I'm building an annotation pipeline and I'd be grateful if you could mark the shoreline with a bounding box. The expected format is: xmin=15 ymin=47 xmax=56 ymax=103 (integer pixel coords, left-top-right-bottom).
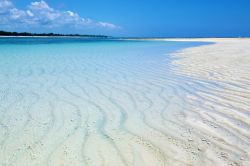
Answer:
xmin=170 ymin=38 xmax=250 ymax=165
xmin=0 ymin=36 xmax=110 ymax=38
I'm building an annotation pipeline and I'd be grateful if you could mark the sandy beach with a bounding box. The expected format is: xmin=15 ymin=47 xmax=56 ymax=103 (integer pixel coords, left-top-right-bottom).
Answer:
xmin=169 ymin=38 xmax=250 ymax=166
xmin=0 ymin=38 xmax=249 ymax=166
xmin=0 ymin=0 xmax=249 ymax=165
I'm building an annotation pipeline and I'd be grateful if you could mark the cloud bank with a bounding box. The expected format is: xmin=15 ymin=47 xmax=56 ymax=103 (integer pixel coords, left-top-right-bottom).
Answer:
xmin=0 ymin=0 xmax=119 ymax=32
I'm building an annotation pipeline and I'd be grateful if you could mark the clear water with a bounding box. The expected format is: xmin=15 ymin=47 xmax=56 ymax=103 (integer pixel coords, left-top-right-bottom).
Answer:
xmin=0 ymin=37 xmax=209 ymax=165
xmin=0 ymin=38 xmax=205 ymax=80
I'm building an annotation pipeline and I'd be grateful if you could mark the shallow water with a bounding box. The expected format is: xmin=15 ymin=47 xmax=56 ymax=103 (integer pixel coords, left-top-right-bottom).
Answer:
xmin=0 ymin=38 xmax=209 ymax=165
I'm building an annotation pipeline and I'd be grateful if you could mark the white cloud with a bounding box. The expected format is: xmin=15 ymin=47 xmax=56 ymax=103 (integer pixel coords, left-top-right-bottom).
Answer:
xmin=0 ymin=0 xmax=12 ymax=8
xmin=0 ymin=0 xmax=119 ymax=31
xmin=29 ymin=1 xmax=53 ymax=11
xmin=26 ymin=10 xmax=34 ymax=17
xmin=9 ymin=8 xmax=26 ymax=19
xmin=97 ymin=22 xmax=120 ymax=29
xmin=0 ymin=0 xmax=13 ymax=13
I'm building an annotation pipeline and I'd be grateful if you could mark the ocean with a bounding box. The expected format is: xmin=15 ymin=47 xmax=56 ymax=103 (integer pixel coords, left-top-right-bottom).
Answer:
xmin=0 ymin=37 xmax=207 ymax=165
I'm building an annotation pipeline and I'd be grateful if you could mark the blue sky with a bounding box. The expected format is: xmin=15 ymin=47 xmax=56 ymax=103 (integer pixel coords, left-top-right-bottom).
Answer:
xmin=0 ymin=0 xmax=250 ymax=37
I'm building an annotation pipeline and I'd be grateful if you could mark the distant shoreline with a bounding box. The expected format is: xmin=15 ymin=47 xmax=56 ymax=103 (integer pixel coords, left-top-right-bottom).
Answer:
xmin=0 ymin=36 xmax=111 ymax=38
xmin=0 ymin=30 xmax=109 ymax=38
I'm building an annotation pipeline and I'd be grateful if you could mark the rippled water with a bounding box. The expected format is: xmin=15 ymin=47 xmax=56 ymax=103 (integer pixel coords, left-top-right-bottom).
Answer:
xmin=0 ymin=38 xmax=209 ymax=165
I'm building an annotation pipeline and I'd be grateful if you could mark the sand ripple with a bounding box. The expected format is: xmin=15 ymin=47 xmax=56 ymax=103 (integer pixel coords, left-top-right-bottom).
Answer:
xmin=0 ymin=39 xmax=249 ymax=166
xmin=171 ymin=38 xmax=250 ymax=166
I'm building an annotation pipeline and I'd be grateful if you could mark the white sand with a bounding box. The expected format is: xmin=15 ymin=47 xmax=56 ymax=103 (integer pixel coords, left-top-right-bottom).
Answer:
xmin=167 ymin=38 xmax=250 ymax=166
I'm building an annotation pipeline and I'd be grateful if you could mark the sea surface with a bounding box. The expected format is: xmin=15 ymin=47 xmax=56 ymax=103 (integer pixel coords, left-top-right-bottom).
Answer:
xmin=0 ymin=37 xmax=209 ymax=165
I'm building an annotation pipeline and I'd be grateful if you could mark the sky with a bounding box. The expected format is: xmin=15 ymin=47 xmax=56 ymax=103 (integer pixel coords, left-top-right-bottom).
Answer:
xmin=0 ymin=0 xmax=250 ymax=37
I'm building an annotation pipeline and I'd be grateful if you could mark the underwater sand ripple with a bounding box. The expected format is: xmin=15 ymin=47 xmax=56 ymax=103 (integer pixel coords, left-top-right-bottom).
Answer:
xmin=0 ymin=39 xmax=249 ymax=166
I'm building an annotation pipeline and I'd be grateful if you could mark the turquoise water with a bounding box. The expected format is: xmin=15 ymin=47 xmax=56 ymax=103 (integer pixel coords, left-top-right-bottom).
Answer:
xmin=0 ymin=38 xmax=209 ymax=165
xmin=0 ymin=38 xmax=204 ymax=80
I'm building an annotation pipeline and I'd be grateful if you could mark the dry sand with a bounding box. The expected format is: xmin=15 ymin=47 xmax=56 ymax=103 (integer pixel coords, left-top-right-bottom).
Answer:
xmin=168 ymin=38 xmax=250 ymax=166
